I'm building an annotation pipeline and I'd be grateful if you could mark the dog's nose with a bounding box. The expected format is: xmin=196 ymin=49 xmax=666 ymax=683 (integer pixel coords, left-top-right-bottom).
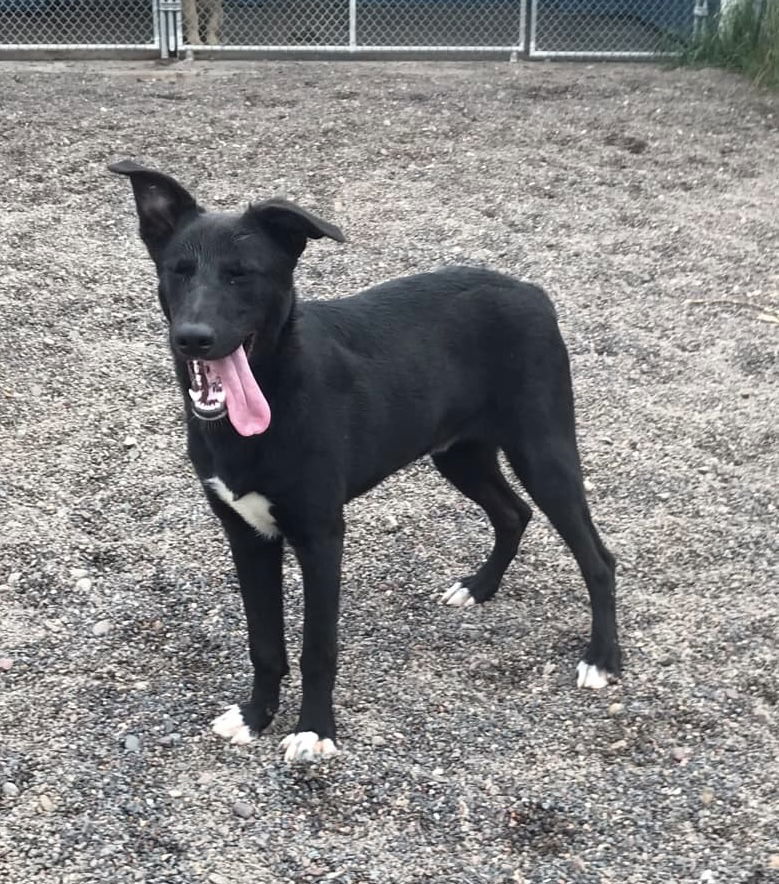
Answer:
xmin=173 ymin=323 xmax=215 ymax=358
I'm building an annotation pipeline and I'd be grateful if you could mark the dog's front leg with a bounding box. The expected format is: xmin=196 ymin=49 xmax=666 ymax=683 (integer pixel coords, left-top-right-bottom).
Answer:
xmin=211 ymin=515 xmax=288 ymax=745
xmin=280 ymin=519 xmax=344 ymax=763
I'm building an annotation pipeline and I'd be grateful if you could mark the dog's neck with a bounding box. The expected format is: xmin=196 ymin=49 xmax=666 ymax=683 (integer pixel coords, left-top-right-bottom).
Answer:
xmin=249 ymin=293 xmax=301 ymax=388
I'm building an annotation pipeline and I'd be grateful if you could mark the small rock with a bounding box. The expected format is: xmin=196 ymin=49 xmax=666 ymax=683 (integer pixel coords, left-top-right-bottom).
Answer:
xmin=0 ymin=658 xmax=12 ymax=672
xmin=658 ymin=491 xmax=671 ymax=501
xmin=7 ymin=572 xmax=21 ymax=586
xmin=768 ymin=856 xmax=779 ymax=870
xmin=124 ymin=735 xmax=141 ymax=752
xmin=39 ymin=794 xmax=55 ymax=812
xmin=608 ymin=702 xmax=624 ymax=716
xmin=701 ymin=787 xmax=715 ymax=806
xmin=123 ymin=436 xmax=137 ymax=448
xmin=209 ymin=875 xmax=230 ymax=884
xmin=700 ymin=871 xmax=715 ymax=883
xmin=383 ymin=515 xmax=399 ymax=532
xmin=232 ymin=799 xmax=254 ymax=819
xmin=609 ymin=739 xmax=628 ymax=751
xmin=158 ymin=733 xmax=181 ymax=747
xmin=583 ymin=478 xmax=595 ymax=492
xmin=76 ymin=577 xmax=93 ymax=592
xmin=70 ymin=568 xmax=89 ymax=579
xmin=2 ymin=782 xmax=19 ymax=798
xmin=671 ymin=746 xmax=690 ymax=763
xmin=371 ymin=735 xmax=387 ymax=747
xmin=91 ymin=619 xmax=111 ymax=637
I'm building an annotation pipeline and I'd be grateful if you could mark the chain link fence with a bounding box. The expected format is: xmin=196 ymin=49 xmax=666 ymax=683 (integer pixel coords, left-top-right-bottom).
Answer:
xmin=0 ymin=0 xmax=156 ymax=48
xmin=0 ymin=0 xmax=706 ymax=57
xmin=175 ymin=0 xmax=526 ymax=51
xmin=530 ymin=0 xmax=696 ymax=56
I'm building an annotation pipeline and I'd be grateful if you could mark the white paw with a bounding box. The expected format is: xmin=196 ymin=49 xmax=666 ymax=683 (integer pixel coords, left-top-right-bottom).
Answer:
xmin=279 ymin=731 xmax=338 ymax=763
xmin=212 ymin=704 xmax=254 ymax=745
xmin=439 ymin=581 xmax=476 ymax=608
xmin=576 ymin=661 xmax=612 ymax=690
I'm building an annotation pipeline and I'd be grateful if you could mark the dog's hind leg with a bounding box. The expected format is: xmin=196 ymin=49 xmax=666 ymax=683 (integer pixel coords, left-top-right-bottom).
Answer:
xmin=204 ymin=0 xmax=223 ymax=45
xmin=503 ymin=428 xmax=620 ymax=689
xmin=434 ymin=442 xmax=531 ymax=608
xmin=181 ymin=0 xmax=201 ymax=44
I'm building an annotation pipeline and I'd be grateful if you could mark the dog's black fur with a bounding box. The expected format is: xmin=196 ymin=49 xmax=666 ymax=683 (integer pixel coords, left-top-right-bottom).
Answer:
xmin=110 ymin=161 xmax=620 ymax=758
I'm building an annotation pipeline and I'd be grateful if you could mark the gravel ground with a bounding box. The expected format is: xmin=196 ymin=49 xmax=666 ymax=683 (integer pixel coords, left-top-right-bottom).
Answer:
xmin=0 ymin=59 xmax=777 ymax=884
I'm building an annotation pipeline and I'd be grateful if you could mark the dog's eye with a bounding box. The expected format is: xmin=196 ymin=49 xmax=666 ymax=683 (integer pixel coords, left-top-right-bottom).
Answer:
xmin=225 ymin=266 xmax=248 ymax=284
xmin=170 ymin=260 xmax=195 ymax=278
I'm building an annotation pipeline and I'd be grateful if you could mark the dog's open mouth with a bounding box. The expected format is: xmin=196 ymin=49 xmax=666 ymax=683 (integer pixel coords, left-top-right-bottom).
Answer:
xmin=187 ymin=359 xmax=228 ymax=421
xmin=186 ymin=334 xmax=272 ymax=437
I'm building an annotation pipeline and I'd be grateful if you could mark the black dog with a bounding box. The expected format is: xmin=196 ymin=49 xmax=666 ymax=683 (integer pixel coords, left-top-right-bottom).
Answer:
xmin=110 ymin=161 xmax=620 ymax=762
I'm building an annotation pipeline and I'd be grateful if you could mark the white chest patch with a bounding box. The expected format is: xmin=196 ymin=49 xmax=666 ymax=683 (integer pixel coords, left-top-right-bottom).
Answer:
xmin=206 ymin=477 xmax=280 ymax=539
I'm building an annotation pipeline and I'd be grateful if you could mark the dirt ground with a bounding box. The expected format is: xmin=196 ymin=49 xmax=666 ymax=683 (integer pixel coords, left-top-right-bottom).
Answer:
xmin=0 ymin=59 xmax=777 ymax=884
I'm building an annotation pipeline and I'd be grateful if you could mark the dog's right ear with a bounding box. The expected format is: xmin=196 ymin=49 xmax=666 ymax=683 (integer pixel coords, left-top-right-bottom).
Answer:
xmin=108 ymin=161 xmax=202 ymax=259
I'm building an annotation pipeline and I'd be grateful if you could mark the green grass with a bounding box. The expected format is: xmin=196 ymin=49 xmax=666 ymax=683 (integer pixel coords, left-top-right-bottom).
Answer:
xmin=680 ymin=0 xmax=779 ymax=88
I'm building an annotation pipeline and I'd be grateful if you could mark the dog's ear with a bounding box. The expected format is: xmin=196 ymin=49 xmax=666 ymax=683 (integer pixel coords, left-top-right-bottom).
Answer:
xmin=246 ymin=199 xmax=345 ymax=261
xmin=108 ymin=160 xmax=202 ymax=258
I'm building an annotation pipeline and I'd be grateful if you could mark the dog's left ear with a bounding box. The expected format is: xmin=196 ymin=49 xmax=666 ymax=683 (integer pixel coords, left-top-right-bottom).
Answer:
xmin=246 ymin=199 xmax=345 ymax=261
xmin=108 ymin=160 xmax=202 ymax=260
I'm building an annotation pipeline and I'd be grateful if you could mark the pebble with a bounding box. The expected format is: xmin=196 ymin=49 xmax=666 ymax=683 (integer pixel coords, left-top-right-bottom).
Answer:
xmin=2 ymin=782 xmax=19 ymax=798
xmin=76 ymin=577 xmax=93 ymax=592
xmin=92 ymin=619 xmax=111 ymax=636
xmin=39 ymin=794 xmax=55 ymax=812
xmin=124 ymin=735 xmax=141 ymax=752
xmin=671 ymin=746 xmax=690 ymax=762
xmin=159 ymin=733 xmax=181 ymax=747
xmin=608 ymin=702 xmax=624 ymax=716
xmin=232 ymin=800 xmax=254 ymax=819
xmin=383 ymin=515 xmax=399 ymax=532
xmin=70 ymin=568 xmax=89 ymax=579
xmin=123 ymin=436 xmax=137 ymax=448
xmin=701 ymin=787 xmax=715 ymax=806
xmin=0 ymin=658 xmax=12 ymax=672
xmin=7 ymin=572 xmax=21 ymax=586
xmin=371 ymin=735 xmax=387 ymax=747
xmin=208 ymin=874 xmax=230 ymax=884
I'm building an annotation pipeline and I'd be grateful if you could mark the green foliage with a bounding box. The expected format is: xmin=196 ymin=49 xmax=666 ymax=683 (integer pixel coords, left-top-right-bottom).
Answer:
xmin=681 ymin=0 xmax=779 ymax=88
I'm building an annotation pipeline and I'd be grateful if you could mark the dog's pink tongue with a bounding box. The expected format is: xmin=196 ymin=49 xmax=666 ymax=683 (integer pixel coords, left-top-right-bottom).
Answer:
xmin=208 ymin=347 xmax=271 ymax=437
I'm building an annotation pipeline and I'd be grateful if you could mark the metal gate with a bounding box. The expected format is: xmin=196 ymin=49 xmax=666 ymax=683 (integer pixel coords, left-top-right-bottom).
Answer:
xmin=0 ymin=0 xmax=703 ymax=59
xmin=163 ymin=0 xmax=529 ymax=57
xmin=530 ymin=0 xmax=696 ymax=56
xmin=0 ymin=0 xmax=160 ymax=54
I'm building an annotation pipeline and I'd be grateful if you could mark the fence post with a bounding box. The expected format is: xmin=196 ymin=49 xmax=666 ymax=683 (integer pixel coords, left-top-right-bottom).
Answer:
xmin=349 ymin=0 xmax=357 ymax=51
xmin=155 ymin=0 xmax=183 ymax=59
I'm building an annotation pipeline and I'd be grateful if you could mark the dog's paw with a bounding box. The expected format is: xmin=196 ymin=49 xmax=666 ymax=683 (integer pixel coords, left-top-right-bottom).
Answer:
xmin=212 ymin=704 xmax=254 ymax=745
xmin=576 ymin=661 xmax=616 ymax=690
xmin=439 ymin=581 xmax=475 ymax=608
xmin=279 ymin=731 xmax=338 ymax=763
